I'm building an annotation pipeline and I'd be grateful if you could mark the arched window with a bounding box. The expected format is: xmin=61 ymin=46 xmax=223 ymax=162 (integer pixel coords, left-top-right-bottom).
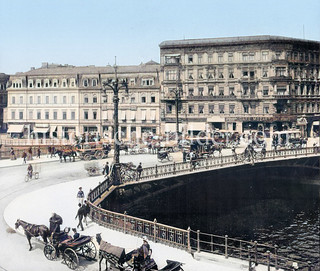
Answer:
xmin=84 ymin=94 xmax=89 ymax=103
xmin=92 ymin=79 xmax=97 ymax=87
xmin=83 ymin=79 xmax=88 ymax=87
xmin=93 ymin=94 xmax=97 ymax=103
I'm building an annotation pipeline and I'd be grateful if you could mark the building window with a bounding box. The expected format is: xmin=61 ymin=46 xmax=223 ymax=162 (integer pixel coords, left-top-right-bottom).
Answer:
xmin=242 ymin=53 xmax=248 ymax=61
xmin=219 ymin=87 xmax=224 ymax=96
xmin=71 ymin=111 xmax=75 ymax=120
xmin=83 ymin=79 xmax=88 ymax=87
xmin=188 ymin=88 xmax=194 ymax=96
xmin=37 ymin=81 xmax=41 ymax=88
xmin=188 ymin=70 xmax=193 ymax=80
xmin=45 ymin=111 xmax=49 ymax=120
xmin=250 ymin=71 xmax=255 ymax=78
xmin=228 ymin=53 xmax=233 ymax=62
xmin=92 ymin=79 xmax=97 ymax=87
xmin=263 ymin=86 xmax=269 ymax=96
xmin=71 ymin=81 xmax=75 ymax=87
xmin=63 ymin=96 xmax=67 ymax=104
xmin=62 ymin=111 xmax=67 ymax=120
xmin=54 ymin=96 xmax=57 ymax=104
xmin=37 ymin=96 xmax=41 ymax=104
xmin=208 ymin=54 xmax=213 ymax=63
xmin=243 ymin=105 xmax=249 ymax=113
xmin=242 ymin=70 xmax=248 ymax=77
xmin=37 ymin=111 xmax=41 ymax=119
xmin=29 ymin=81 xmax=33 ymax=88
xmin=198 ymin=70 xmax=204 ymax=79
xmin=166 ymin=104 xmax=172 ymax=114
xmin=208 ymin=71 xmax=214 ymax=79
xmin=84 ymin=111 xmax=88 ymax=120
xmin=275 ymin=51 xmax=281 ymax=60
xmin=166 ymin=70 xmax=177 ymax=80
xmin=250 ymin=85 xmax=256 ymax=95
xmin=141 ymin=96 xmax=146 ymax=103
xmin=93 ymin=111 xmax=97 ymax=120
xmin=243 ymin=85 xmax=248 ymax=95
xmin=263 ymin=105 xmax=269 ymax=114
xmin=151 ymin=96 xmax=156 ymax=103
xmin=11 ymin=96 xmax=15 ymax=104
xmin=29 ymin=110 xmax=33 ymax=120
xmin=188 ymin=55 xmax=193 ymax=63
xmin=130 ymin=78 xmax=135 ymax=86
xmin=84 ymin=95 xmax=88 ymax=103
xmin=229 ymin=105 xmax=235 ymax=114
xmin=198 ymin=105 xmax=204 ymax=114
xmin=209 ymin=104 xmax=214 ymax=114
xmin=229 ymin=87 xmax=235 ymax=96
xmin=188 ymin=105 xmax=194 ymax=114
xmin=19 ymin=111 xmax=23 ymax=120
xmin=53 ymin=111 xmax=57 ymax=120
xmin=11 ymin=110 xmax=15 ymax=120
xmin=249 ymin=52 xmax=255 ymax=61
xmin=276 ymin=67 xmax=286 ymax=77
xmin=218 ymin=69 xmax=224 ymax=78
xmin=142 ymin=79 xmax=154 ymax=86
xmin=229 ymin=69 xmax=234 ymax=78
xmin=71 ymin=96 xmax=75 ymax=104
xmin=262 ymin=51 xmax=269 ymax=60
xmin=262 ymin=67 xmax=268 ymax=77
xmin=131 ymin=97 xmax=135 ymax=103
xmin=208 ymin=86 xmax=214 ymax=96
xmin=218 ymin=53 xmax=223 ymax=63
xmin=20 ymin=96 xmax=23 ymax=104
xmin=219 ymin=104 xmax=224 ymax=114
xmin=93 ymin=95 xmax=97 ymax=103
xmin=46 ymin=96 xmax=49 ymax=104
xmin=198 ymin=55 xmax=202 ymax=64
xmin=62 ymin=81 xmax=66 ymax=87
xmin=198 ymin=87 xmax=204 ymax=96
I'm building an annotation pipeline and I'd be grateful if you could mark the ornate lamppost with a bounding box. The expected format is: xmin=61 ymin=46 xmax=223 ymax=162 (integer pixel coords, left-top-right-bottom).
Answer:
xmin=102 ymin=63 xmax=128 ymax=185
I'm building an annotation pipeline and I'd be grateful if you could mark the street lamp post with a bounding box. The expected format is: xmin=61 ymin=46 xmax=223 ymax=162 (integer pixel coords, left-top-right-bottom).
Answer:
xmin=102 ymin=64 xmax=128 ymax=185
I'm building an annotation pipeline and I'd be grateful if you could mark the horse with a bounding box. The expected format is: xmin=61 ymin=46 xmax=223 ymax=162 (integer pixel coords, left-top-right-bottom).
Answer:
xmin=15 ymin=219 xmax=50 ymax=251
xmin=55 ymin=149 xmax=77 ymax=162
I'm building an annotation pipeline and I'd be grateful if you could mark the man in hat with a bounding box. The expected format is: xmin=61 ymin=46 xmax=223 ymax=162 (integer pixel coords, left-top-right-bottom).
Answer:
xmin=138 ymin=236 xmax=150 ymax=262
xmin=49 ymin=212 xmax=63 ymax=233
xmin=75 ymin=203 xmax=85 ymax=231
xmin=77 ymin=187 xmax=84 ymax=204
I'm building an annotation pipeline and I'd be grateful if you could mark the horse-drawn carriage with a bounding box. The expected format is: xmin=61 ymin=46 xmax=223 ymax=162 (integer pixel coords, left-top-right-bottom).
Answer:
xmin=76 ymin=141 xmax=111 ymax=161
xmin=44 ymin=230 xmax=97 ymax=270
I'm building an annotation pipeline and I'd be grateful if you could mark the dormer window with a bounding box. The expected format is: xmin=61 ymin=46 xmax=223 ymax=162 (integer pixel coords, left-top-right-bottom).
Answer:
xmin=130 ymin=79 xmax=136 ymax=86
xmin=28 ymin=80 xmax=33 ymax=88
xmin=142 ymin=78 xmax=154 ymax=86
xmin=92 ymin=79 xmax=97 ymax=87
xmin=83 ymin=79 xmax=88 ymax=87
xmin=36 ymin=80 xmax=41 ymax=88
xmin=62 ymin=79 xmax=67 ymax=87
xmin=53 ymin=79 xmax=58 ymax=87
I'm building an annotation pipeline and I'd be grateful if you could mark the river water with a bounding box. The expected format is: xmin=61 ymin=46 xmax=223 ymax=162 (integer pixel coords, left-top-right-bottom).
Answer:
xmin=114 ymin=167 xmax=320 ymax=266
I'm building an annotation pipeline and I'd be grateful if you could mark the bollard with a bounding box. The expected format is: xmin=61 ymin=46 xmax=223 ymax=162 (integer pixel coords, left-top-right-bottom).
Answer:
xmin=155 ymin=164 xmax=158 ymax=177
xmin=153 ymin=219 xmax=157 ymax=242
xmin=248 ymin=246 xmax=252 ymax=271
xmin=239 ymin=241 xmax=242 ymax=259
xmin=187 ymin=227 xmax=191 ymax=253
xmin=197 ymin=230 xmax=200 ymax=253
xmin=274 ymin=244 xmax=278 ymax=270
xmin=123 ymin=211 xmax=127 ymax=233
xmin=225 ymin=235 xmax=228 ymax=258
xmin=267 ymin=250 xmax=270 ymax=271
xmin=254 ymin=241 xmax=257 ymax=264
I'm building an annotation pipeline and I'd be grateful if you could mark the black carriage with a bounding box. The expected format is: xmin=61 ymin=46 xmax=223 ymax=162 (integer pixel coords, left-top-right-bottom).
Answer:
xmin=44 ymin=231 xmax=97 ymax=270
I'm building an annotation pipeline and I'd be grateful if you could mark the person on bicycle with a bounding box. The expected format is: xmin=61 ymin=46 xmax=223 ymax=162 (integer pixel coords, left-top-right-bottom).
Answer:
xmin=27 ymin=164 xmax=33 ymax=178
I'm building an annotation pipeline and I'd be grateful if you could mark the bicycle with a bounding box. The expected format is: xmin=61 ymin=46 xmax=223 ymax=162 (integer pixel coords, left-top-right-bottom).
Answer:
xmin=25 ymin=172 xmax=39 ymax=182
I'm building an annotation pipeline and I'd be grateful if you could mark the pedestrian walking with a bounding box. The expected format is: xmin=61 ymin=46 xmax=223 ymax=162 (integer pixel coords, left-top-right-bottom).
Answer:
xmin=22 ymin=151 xmax=27 ymax=163
xmin=83 ymin=200 xmax=90 ymax=226
xmin=28 ymin=147 xmax=33 ymax=160
xmin=75 ymin=203 xmax=85 ymax=231
xmin=77 ymin=187 xmax=84 ymax=204
xmin=136 ymin=162 xmax=143 ymax=180
xmin=37 ymin=147 xmax=41 ymax=158
xmin=102 ymin=162 xmax=109 ymax=176
xmin=182 ymin=149 xmax=187 ymax=163
xmin=10 ymin=148 xmax=16 ymax=160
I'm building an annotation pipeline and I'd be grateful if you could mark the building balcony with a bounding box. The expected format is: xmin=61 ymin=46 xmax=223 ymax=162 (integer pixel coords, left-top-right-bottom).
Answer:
xmin=239 ymin=94 xmax=260 ymax=100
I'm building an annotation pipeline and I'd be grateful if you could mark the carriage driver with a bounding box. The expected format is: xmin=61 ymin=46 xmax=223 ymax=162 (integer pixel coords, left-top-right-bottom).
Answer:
xmin=49 ymin=212 xmax=63 ymax=234
xmin=138 ymin=236 xmax=150 ymax=262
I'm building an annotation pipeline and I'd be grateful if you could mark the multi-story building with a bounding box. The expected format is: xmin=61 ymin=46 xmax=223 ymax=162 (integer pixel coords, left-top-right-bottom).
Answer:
xmin=0 ymin=73 xmax=9 ymax=132
xmin=159 ymin=35 xmax=320 ymax=136
xmin=5 ymin=61 xmax=160 ymax=139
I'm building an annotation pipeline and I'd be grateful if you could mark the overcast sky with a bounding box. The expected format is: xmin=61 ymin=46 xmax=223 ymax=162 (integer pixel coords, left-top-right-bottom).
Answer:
xmin=1 ymin=0 xmax=320 ymax=74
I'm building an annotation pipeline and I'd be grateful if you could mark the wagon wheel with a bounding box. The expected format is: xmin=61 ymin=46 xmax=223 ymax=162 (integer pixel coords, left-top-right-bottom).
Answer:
xmin=43 ymin=244 xmax=56 ymax=260
xmin=83 ymin=154 xmax=91 ymax=161
xmin=88 ymin=168 xmax=97 ymax=176
xmin=94 ymin=150 xmax=103 ymax=159
xmin=81 ymin=241 xmax=97 ymax=260
xmin=63 ymin=248 xmax=79 ymax=270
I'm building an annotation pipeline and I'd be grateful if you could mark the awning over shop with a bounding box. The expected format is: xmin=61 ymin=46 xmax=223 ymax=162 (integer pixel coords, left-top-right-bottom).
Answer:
xmin=151 ymin=110 xmax=156 ymax=121
xmin=50 ymin=125 xmax=57 ymax=133
xmin=33 ymin=127 xmax=50 ymax=133
xmin=131 ymin=111 xmax=136 ymax=120
xmin=7 ymin=124 xmax=24 ymax=133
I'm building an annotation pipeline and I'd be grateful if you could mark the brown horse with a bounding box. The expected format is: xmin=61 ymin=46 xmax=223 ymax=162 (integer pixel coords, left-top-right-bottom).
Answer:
xmin=15 ymin=219 xmax=50 ymax=251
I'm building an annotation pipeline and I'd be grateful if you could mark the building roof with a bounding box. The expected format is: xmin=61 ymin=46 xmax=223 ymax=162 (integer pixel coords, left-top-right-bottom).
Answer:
xmin=15 ymin=61 xmax=160 ymax=76
xmin=159 ymin=35 xmax=320 ymax=48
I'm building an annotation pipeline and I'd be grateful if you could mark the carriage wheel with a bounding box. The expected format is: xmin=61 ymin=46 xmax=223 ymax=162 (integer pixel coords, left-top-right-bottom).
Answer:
xmin=63 ymin=248 xmax=79 ymax=270
xmin=34 ymin=172 xmax=39 ymax=179
xmin=44 ymin=244 xmax=56 ymax=260
xmin=168 ymin=155 xmax=173 ymax=161
xmin=25 ymin=175 xmax=30 ymax=182
xmin=94 ymin=150 xmax=103 ymax=159
xmin=83 ymin=154 xmax=91 ymax=161
xmin=82 ymin=241 xmax=97 ymax=260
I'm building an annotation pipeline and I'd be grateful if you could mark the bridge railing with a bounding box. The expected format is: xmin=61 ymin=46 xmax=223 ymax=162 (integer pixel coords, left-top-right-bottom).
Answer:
xmin=136 ymin=147 xmax=319 ymax=182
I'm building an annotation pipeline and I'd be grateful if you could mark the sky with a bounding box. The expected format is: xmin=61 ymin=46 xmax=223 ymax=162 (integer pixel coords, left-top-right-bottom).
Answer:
xmin=0 ymin=0 xmax=320 ymax=74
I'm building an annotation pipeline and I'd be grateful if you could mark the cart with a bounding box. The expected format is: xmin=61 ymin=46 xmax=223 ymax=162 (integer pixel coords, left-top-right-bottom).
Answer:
xmin=44 ymin=232 xmax=97 ymax=270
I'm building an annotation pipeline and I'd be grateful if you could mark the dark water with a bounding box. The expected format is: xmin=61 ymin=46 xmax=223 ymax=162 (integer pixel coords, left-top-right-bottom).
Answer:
xmin=106 ymin=165 xmax=320 ymax=266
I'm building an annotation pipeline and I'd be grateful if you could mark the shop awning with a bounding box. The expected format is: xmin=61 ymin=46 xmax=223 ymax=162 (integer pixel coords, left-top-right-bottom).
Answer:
xmin=141 ymin=110 xmax=146 ymax=121
xmin=7 ymin=124 xmax=24 ymax=133
xmin=131 ymin=111 xmax=136 ymax=120
xmin=33 ymin=127 xmax=50 ymax=133
xmin=50 ymin=125 xmax=57 ymax=133
xmin=151 ymin=110 xmax=156 ymax=121
xmin=121 ymin=111 xmax=126 ymax=120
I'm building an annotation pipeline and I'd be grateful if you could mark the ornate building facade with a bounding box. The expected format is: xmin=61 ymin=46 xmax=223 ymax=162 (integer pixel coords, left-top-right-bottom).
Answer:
xmin=159 ymin=36 xmax=320 ymax=136
xmin=5 ymin=61 xmax=160 ymax=139
xmin=0 ymin=73 xmax=9 ymax=132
